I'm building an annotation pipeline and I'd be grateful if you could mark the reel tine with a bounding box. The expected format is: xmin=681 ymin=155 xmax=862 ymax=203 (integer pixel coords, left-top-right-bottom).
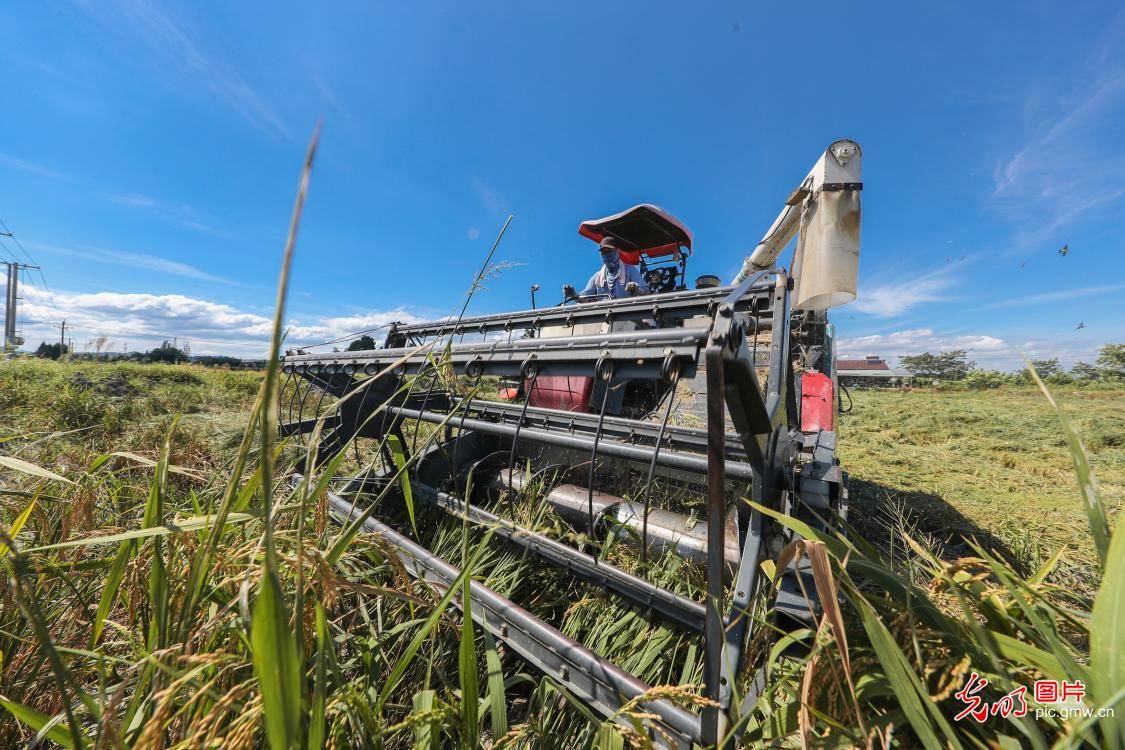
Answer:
xmin=586 ymin=359 xmax=615 ymax=562
xmin=506 ymin=364 xmax=539 ymax=518
xmin=639 ymin=366 xmax=681 ymax=571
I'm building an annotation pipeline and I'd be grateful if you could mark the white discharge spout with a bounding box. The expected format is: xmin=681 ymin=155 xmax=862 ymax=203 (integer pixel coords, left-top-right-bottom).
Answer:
xmin=735 ymin=139 xmax=862 ymax=310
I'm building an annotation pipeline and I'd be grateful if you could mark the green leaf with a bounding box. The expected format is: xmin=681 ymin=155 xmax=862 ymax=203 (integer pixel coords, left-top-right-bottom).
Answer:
xmin=90 ymin=538 xmax=134 ymax=646
xmin=853 ymin=596 xmax=962 ymax=750
xmin=25 ymin=510 xmax=263 ymax=552
xmin=387 ymin=434 xmax=417 ymax=538
xmin=309 ymin=603 xmax=330 ymax=750
xmin=1093 ymin=517 xmax=1125 ymax=746
xmin=0 ymin=495 xmax=36 ymax=557
xmin=412 ymin=690 xmax=438 ymax=750
xmin=0 ymin=455 xmax=73 ymax=484
xmin=0 ymin=695 xmax=89 ymax=749
xmin=459 ymin=581 xmax=479 ymax=749
xmin=483 ymin=629 xmax=508 ymax=740
xmin=1025 ymin=359 xmax=1110 ymax=565
xmin=595 ymin=723 xmax=625 ymax=749
xmin=251 ymin=568 xmax=303 ymax=750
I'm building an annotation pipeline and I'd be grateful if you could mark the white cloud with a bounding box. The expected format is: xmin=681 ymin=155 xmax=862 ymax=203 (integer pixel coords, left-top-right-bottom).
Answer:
xmin=31 ymin=241 xmax=242 ymax=286
xmin=850 ymin=265 xmax=959 ymax=317
xmin=990 ymin=22 xmax=1125 ymax=242
xmin=470 ymin=178 xmax=508 ymax=215
xmin=72 ymin=0 xmax=291 ymax=140
xmin=13 ymin=285 xmax=424 ymax=357
xmin=0 ymin=153 xmax=226 ymax=236
xmin=982 ymin=283 xmax=1125 ymax=310
xmin=97 ymin=192 xmax=226 ymax=235
xmin=837 ymin=327 xmax=1101 ymax=371
xmin=0 ymin=152 xmax=71 ymax=182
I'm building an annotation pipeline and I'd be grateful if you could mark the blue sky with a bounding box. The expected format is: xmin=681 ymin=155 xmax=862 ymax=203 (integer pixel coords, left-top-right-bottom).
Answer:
xmin=1 ymin=1 xmax=1122 ymax=369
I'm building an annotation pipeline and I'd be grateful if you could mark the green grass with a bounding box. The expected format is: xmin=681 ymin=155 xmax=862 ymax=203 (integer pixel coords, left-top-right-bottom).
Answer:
xmin=3 ymin=359 xmax=1120 ymax=748
xmin=840 ymin=387 xmax=1125 ymax=592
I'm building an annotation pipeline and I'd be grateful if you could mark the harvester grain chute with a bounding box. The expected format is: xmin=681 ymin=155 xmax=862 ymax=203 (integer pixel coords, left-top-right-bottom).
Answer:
xmin=280 ymin=140 xmax=863 ymax=747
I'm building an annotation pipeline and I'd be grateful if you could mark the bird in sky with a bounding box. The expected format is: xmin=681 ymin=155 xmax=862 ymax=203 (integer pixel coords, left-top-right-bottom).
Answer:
xmin=1077 ymin=322 xmax=1086 ymax=330
xmin=1020 ymin=261 xmax=1026 ymax=268
xmin=959 ymin=255 xmax=966 ymax=262
xmin=1059 ymin=245 xmax=1070 ymax=257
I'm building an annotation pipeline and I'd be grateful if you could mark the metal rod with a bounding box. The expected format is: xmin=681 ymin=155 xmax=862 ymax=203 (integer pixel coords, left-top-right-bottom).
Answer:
xmin=703 ymin=348 xmax=727 ymax=744
xmin=587 ymin=374 xmax=614 ymax=562
xmin=385 ymin=283 xmax=773 ymax=343
xmin=506 ymin=368 xmax=539 ymax=513
xmin=322 ymin=485 xmax=702 ymax=748
xmin=386 ymin=406 xmax=758 ymax=481
xmin=639 ymin=369 xmax=680 ymax=569
xmin=405 ymin=481 xmax=706 ymax=633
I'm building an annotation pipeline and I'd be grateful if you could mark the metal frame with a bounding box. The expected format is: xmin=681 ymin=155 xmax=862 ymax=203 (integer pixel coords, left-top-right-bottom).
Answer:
xmin=280 ymin=271 xmax=832 ymax=747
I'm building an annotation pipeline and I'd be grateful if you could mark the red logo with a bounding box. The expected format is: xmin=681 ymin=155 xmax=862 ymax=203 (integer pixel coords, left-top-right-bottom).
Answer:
xmin=954 ymin=673 xmax=1030 ymax=722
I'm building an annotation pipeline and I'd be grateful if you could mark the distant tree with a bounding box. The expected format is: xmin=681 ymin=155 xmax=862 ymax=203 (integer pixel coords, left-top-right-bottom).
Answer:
xmin=1025 ymin=358 xmax=1062 ymax=380
xmin=1072 ymin=361 xmax=1101 ymax=381
xmin=144 ymin=340 xmax=190 ymax=364
xmin=346 ymin=335 xmax=377 ymax=351
xmin=899 ymin=350 xmax=975 ymax=381
xmin=1094 ymin=343 xmax=1124 ymax=380
xmin=963 ymin=369 xmax=1009 ymax=389
xmin=194 ymin=355 xmax=244 ymax=368
xmin=34 ymin=342 xmax=68 ymax=359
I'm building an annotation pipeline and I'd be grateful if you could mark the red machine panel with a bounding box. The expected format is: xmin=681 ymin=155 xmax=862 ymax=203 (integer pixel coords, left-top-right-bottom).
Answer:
xmin=527 ymin=375 xmax=594 ymax=412
xmin=800 ymin=371 xmax=834 ymax=432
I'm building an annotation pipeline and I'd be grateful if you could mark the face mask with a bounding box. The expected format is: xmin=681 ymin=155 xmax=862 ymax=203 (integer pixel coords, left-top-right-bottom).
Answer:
xmin=601 ymin=250 xmax=620 ymax=272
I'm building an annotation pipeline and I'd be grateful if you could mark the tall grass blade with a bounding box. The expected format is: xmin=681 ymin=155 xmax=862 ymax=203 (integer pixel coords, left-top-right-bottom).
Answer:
xmin=0 ymin=495 xmax=36 ymax=557
xmin=309 ymin=603 xmax=330 ymax=750
xmin=90 ymin=538 xmax=133 ymax=646
xmin=483 ymin=629 xmax=508 ymax=740
xmin=1092 ymin=520 xmax=1125 ymax=746
xmin=0 ymin=455 xmax=74 ymax=484
xmin=1025 ymin=357 xmax=1110 ymax=566
xmin=252 ymin=568 xmax=303 ymax=750
xmin=144 ymin=419 xmax=174 ymax=652
xmin=852 ymin=594 xmax=962 ymax=750
xmin=459 ymin=578 xmax=479 ymax=748
xmin=412 ymin=690 xmax=438 ymax=750
xmin=0 ymin=696 xmax=89 ymax=749
xmin=387 ymin=433 xmax=418 ymax=538
xmin=252 ymin=124 xmax=320 ymax=750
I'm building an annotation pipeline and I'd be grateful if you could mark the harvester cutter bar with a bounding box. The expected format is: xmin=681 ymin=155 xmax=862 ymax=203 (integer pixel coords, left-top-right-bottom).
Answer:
xmin=384 ymin=283 xmax=774 ymax=345
xmin=323 ymin=484 xmax=703 ymax=749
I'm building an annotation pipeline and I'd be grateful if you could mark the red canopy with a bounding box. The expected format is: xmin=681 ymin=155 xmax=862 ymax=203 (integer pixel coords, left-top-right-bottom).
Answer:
xmin=578 ymin=204 xmax=693 ymax=265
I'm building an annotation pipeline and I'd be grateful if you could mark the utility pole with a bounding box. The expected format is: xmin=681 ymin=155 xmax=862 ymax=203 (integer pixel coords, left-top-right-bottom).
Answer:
xmin=3 ymin=262 xmax=35 ymax=351
xmin=59 ymin=319 xmax=66 ymax=352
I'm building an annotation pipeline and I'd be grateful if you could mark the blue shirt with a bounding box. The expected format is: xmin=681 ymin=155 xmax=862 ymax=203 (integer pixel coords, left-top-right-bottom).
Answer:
xmin=579 ymin=263 xmax=648 ymax=299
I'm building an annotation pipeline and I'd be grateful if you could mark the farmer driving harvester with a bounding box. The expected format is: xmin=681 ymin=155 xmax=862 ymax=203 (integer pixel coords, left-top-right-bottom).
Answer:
xmin=563 ymin=236 xmax=648 ymax=302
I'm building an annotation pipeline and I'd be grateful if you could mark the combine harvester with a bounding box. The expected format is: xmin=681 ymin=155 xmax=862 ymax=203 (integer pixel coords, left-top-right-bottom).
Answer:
xmin=280 ymin=140 xmax=863 ymax=747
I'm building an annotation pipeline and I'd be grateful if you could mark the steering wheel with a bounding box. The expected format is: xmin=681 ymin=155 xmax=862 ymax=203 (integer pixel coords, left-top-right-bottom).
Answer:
xmin=645 ymin=267 xmax=677 ymax=293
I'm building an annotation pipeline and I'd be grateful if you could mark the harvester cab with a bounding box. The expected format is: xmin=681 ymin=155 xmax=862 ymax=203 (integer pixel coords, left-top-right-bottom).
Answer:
xmin=280 ymin=139 xmax=863 ymax=748
xmin=576 ymin=203 xmax=694 ymax=296
xmin=519 ymin=204 xmax=696 ymax=416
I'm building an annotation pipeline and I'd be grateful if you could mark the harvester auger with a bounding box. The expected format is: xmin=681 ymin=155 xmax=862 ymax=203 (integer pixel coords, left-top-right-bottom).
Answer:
xmin=279 ymin=140 xmax=862 ymax=747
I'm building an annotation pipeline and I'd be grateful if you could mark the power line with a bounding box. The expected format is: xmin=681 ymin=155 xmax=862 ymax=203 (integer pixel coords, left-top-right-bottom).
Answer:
xmin=0 ymin=217 xmax=60 ymax=313
xmin=0 ymin=217 xmax=39 ymax=267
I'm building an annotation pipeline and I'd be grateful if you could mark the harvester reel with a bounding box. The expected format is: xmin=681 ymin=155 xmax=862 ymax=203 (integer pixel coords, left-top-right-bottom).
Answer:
xmin=281 ymin=264 xmax=848 ymax=749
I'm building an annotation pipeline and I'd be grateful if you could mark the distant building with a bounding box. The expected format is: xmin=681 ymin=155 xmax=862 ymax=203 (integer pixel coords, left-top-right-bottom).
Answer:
xmin=837 ymin=354 xmax=912 ymax=388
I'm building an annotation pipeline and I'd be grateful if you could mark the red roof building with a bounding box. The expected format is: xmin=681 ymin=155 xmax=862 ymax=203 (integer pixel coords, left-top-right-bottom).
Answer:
xmin=837 ymin=355 xmax=890 ymax=372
